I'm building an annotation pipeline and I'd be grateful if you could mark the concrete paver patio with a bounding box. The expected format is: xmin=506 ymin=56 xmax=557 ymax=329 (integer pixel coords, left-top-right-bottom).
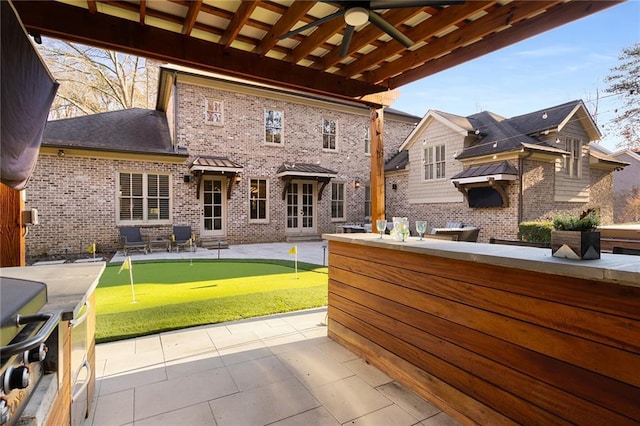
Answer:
xmin=88 ymin=308 xmax=460 ymax=426
xmin=88 ymin=241 xmax=461 ymax=425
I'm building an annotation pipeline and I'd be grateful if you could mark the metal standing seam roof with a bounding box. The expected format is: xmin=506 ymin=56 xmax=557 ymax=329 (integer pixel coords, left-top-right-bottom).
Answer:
xmin=190 ymin=156 xmax=244 ymax=172
xmin=275 ymin=163 xmax=338 ymax=178
xmin=451 ymin=161 xmax=519 ymax=180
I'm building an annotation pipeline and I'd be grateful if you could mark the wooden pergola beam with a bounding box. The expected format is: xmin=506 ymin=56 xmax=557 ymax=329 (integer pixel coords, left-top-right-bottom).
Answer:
xmin=14 ymin=1 xmax=385 ymax=99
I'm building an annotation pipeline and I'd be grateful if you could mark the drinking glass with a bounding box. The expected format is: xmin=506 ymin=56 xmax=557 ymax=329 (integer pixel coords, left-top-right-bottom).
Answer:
xmin=376 ymin=219 xmax=387 ymax=239
xmin=415 ymin=221 xmax=427 ymax=240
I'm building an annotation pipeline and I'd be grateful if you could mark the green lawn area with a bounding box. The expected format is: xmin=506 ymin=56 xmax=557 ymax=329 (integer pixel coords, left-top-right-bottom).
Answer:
xmin=96 ymin=259 xmax=328 ymax=343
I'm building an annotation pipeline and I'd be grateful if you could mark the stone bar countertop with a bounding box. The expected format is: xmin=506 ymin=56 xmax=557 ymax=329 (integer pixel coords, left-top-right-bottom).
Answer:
xmin=322 ymin=233 xmax=639 ymax=288
xmin=0 ymin=262 xmax=106 ymax=320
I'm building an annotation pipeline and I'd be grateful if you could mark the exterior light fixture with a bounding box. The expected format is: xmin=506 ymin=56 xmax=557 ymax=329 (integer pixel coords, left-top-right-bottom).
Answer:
xmin=345 ymin=7 xmax=369 ymax=26
xmin=354 ymin=180 xmax=361 ymax=189
xmin=234 ymin=175 xmax=242 ymax=183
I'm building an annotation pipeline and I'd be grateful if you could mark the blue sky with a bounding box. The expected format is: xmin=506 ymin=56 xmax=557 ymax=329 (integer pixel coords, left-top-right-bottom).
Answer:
xmin=392 ymin=1 xmax=640 ymax=151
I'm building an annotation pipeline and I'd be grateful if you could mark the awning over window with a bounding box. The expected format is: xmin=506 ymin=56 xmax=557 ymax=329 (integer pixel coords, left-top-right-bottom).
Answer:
xmin=276 ymin=163 xmax=338 ymax=179
xmin=189 ymin=156 xmax=243 ymax=200
xmin=451 ymin=161 xmax=518 ymax=185
xmin=451 ymin=161 xmax=518 ymax=208
xmin=276 ymin=163 xmax=338 ymax=200
xmin=190 ymin=156 xmax=243 ymax=174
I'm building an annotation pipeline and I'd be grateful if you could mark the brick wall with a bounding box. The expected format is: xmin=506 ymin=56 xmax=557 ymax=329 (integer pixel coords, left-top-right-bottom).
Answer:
xmin=25 ymin=76 xmax=417 ymax=258
xmin=172 ymin=78 xmax=416 ymax=244
xmin=25 ymin=155 xmax=183 ymax=258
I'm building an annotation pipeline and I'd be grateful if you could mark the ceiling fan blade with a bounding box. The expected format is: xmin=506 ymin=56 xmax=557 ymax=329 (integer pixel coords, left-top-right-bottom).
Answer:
xmin=368 ymin=11 xmax=414 ymax=48
xmin=339 ymin=25 xmax=355 ymax=58
xmin=279 ymin=10 xmax=345 ymax=40
xmin=370 ymin=0 xmax=465 ymax=9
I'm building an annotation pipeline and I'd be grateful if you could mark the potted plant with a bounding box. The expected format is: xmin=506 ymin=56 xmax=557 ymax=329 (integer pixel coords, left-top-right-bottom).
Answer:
xmin=551 ymin=209 xmax=601 ymax=260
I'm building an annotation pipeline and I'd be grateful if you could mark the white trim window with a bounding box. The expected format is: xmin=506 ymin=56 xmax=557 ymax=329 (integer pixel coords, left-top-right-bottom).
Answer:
xmin=264 ymin=109 xmax=283 ymax=144
xmin=118 ymin=172 xmax=171 ymax=224
xmin=323 ymin=118 xmax=337 ymax=150
xmin=249 ymin=178 xmax=269 ymax=222
xmin=331 ymin=182 xmax=345 ymax=220
xmin=364 ymin=125 xmax=371 ymax=155
xmin=565 ymin=137 xmax=582 ymax=178
xmin=424 ymin=144 xmax=446 ymax=180
xmin=205 ymin=98 xmax=224 ymax=126
xmin=364 ymin=185 xmax=371 ymax=218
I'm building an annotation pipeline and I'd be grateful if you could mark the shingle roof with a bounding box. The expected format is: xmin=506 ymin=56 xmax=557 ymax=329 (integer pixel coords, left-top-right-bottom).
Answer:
xmin=456 ymin=111 xmax=554 ymax=160
xmin=42 ymin=108 xmax=184 ymax=156
xmin=384 ymin=150 xmax=409 ymax=172
xmin=506 ymin=100 xmax=582 ymax=135
xmin=454 ymin=99 xmax=590 ymax=160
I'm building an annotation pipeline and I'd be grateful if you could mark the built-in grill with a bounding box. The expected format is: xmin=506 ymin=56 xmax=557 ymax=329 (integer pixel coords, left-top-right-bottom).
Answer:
xmin=1 ymin=277 xmax=60 ymax=426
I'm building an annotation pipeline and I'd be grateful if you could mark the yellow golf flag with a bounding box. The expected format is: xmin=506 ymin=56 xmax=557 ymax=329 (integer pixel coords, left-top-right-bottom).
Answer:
xmin=118 ymin=256 xmax=131 ymax=274
xmin=288 ymin=245 xmax=297 ymax=255
xmin=87 ymin=242 xmax=96 ymax=254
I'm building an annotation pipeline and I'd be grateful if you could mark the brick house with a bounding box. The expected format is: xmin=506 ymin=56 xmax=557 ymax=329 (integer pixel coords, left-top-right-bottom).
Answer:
xmin=25 ymin=65 xmax=418 ymax=257
xmin=385 ymin=100 xmax=628 ymax=242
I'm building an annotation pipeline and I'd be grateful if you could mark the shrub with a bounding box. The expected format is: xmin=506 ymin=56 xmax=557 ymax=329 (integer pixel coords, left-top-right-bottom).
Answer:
xmin=552 ymin=209 xmax=600 ymax=232
xmin=519 ymin=221 xmax=553 ymax=243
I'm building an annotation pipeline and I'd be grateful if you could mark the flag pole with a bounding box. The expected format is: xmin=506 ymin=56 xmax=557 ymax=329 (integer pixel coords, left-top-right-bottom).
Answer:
xmin=129 ymin=258 xmax=137 ymax=304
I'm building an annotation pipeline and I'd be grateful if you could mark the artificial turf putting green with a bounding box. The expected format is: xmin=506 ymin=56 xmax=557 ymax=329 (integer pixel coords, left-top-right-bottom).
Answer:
xmin=96 ymin=259 xmax=327 ymax=343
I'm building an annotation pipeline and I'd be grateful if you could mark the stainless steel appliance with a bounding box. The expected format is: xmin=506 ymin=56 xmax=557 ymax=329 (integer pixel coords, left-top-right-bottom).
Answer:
xmin=0 ymin=277 xmax=60 ymax=426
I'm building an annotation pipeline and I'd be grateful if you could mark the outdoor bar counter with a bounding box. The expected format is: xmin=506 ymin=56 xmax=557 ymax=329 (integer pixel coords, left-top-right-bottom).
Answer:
xmin=322 ymin=233 xmax=640 ymax=425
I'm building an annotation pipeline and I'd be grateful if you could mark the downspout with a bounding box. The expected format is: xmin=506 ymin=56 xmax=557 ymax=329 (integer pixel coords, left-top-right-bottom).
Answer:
xmin=173 ymin=71 xmax=178 ymax=152
xmin=518 ymin=150 xmax=534 ymax=226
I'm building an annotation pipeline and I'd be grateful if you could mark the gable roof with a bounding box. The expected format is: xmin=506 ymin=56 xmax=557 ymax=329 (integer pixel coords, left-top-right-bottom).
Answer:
xmin=42 ymin=108 xmax=185 ymax=157
xmin=399 ymin=100 xmax=602 ymax=162
xmin=506 ymin=100 xmax=601 ymax=140
xmin=400 ymin=109 xmax=472 ymax=151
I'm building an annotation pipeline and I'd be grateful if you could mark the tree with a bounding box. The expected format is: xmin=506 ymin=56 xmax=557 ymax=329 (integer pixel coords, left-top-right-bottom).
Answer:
xmin=605 ymin=43 xmax=640 ymax=150
xmin=36 ymin=39 xmax=157 ymax=120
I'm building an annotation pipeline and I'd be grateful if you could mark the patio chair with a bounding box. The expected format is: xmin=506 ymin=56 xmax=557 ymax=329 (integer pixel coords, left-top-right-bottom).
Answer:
xmin=612 ymin=246 xmax=640 ymax=256
xmin=119 ymin=227 xmax=148 ymax=255
xmin=489 ymin=238 xmax=550 ymax=248
xmin=172 ymin=225 xmax=196 ymax=252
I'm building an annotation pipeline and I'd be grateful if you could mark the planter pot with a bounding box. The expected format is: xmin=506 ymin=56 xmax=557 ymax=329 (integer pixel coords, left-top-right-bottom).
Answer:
xmin=551 ymin=230 xmax=600 ymax=260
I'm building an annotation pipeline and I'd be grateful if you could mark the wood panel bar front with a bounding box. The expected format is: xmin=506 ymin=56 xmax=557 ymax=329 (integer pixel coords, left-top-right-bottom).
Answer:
xmin=323 ymin=234 xmax=640 ymax=425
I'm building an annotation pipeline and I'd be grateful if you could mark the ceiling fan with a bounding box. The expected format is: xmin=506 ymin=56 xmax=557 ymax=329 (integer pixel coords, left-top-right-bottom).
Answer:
xmin=279 ymin=1 xmax=466 ymax=58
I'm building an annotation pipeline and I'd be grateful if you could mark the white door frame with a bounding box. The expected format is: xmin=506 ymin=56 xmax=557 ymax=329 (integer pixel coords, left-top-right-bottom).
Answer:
xmin=285 ymin=179 xmax=317 ymax=235
xmin=201 ymin=176 xmax=226 ymax=238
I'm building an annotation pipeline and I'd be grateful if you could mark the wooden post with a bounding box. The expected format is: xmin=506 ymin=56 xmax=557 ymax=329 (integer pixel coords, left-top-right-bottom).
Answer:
xmin=370 ymin=107 xmax=385 ymax=223
xmin=0 ymin=182 xmax=26 ymax=267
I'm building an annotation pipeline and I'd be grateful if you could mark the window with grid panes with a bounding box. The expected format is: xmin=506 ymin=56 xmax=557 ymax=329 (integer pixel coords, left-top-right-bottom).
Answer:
xmin=331 ymin=182 xmax=345 ymax=220
xmin=249 ymin=178 xmax=268 ymax=221
xmin=565 ymin=137 xmax=582 ymax=177
xmin=323 ymin=118 xmax=337 ymax=150
xmin=424 ymin=144 xmax=446 ymax=180
xmin=264 ymin=109 xmax=282 ymax=144
xmin=118 ymin=172 xmax=171 ymax=224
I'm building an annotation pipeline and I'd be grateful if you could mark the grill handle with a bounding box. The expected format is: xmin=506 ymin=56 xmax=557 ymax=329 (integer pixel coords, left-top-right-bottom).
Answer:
xmin=1 ymin=311 xmax=61 ymax=357
xmin=70 ymin=300 xmax=90 ymax=328
xmin=71 ymin=360 xmax=92 ymax=403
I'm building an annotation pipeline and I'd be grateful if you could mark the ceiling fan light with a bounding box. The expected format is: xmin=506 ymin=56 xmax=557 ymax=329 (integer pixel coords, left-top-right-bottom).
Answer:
xmin=345 ymin=7 xmax=369 ymax=26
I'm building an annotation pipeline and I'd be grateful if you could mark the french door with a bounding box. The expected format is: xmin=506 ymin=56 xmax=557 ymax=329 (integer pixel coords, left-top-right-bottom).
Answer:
xmin=286 ymin=180 xmax=316 ymax=234
xmin=201 ymin=177 xmax=225 ymax=237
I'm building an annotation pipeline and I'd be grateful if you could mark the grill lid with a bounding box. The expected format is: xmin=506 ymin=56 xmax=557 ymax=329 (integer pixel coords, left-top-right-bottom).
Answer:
xmin=0 ymin=277 xmax=47 ymax=347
